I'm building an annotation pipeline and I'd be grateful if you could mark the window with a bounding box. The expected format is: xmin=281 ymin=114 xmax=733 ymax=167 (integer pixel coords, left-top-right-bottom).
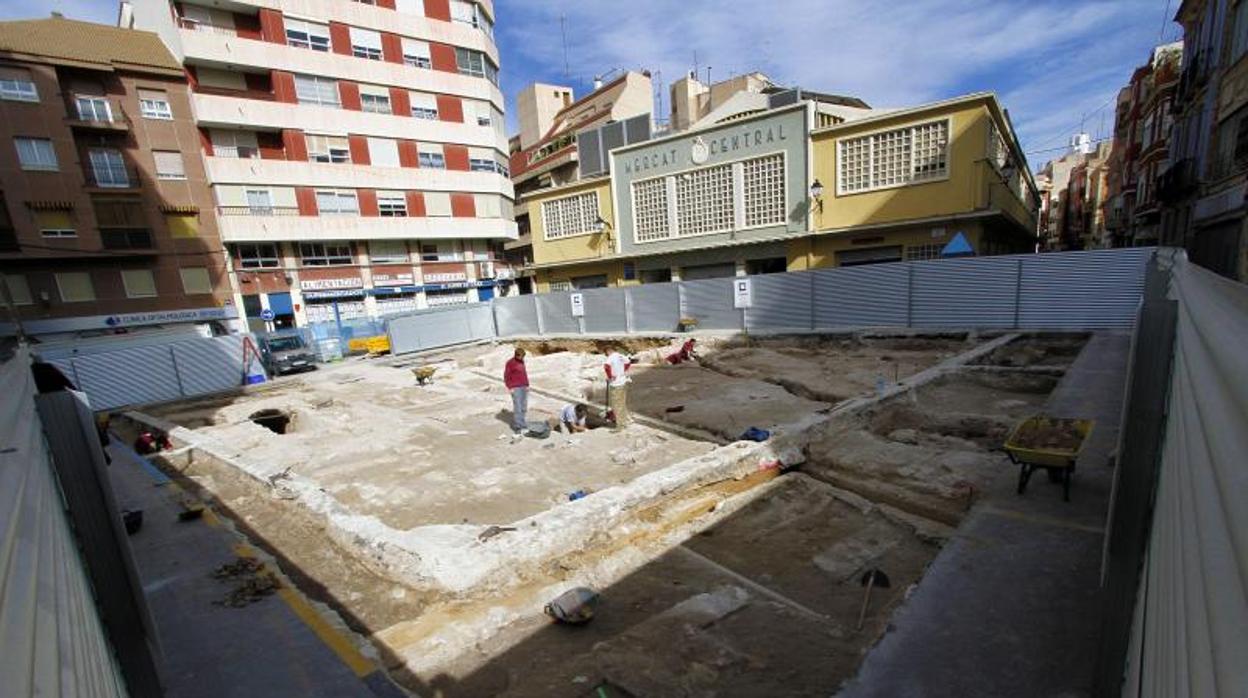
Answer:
xmin=122 ymin=269 xmax=157 ymax=298
xmin=360 ymin=84 xmax=391 ymax=114
xmin=905 ymin=243 xmax=944 ymax=261
xmin=14 ymin=137 xmax=57 ymax=171
xmin=1233 ymin=0 xmax=1248 ymax=63
xmin=455 ymin=47 xmax=485 ymax=78
xmin=35 ymin=210 xmax=75 ymax=237
xmin=418 ymin=144 xmax=445 ymax=169
xmin=674 ymin=163 xmax=734 ymax=236
xmin=410 ymin=92 xmax=438 ymax=120
xmin=396 ymin=0 xmax=424 ymax=16
xmin=378 ymin=191 xmax=407 ymax=216
xmin=161 ymin=210 xmax=197 ymax=237
xmin=56 ymin=272 xmax=95 ymax=302
xmin=101 ymin=229 xmax=153 ymax=249
xmin=294 ymin=74 xmax=340 ymax=107
xmin=307 ymin=134 xmax=350 ymax=163
xmin=987 ymin=121 xmax=1010 ymax=170
xmin=179 ymin=267 xmax=213 ymax=295
xmin=138 ymin=89 xmax=172 ymax=120
xmin=285 ymin=18 xmax=330 ymax=51
xmin=246 ymin=189 xmax=273 ymax=214
xmin=237 ymin=243 xmax=280 ymax=269
xmin=154 ymin=151 xmax=186 ymax=180
xmin=349 ymin=27 xmax=382 ymax=60
xmin=195 ymin=67 xmax=246 ymax=91
xmin=469 ymin=148 xmax=496 ymax=172
xmin=2 ymin=275 xmax=32 ymax=305
xmin=450 ymin=1 xmax=476 ymax=25
xmin=633 ymin=177 xmax=671 ymax=241
xmin=315 ymin=189 xmax=359 ymax=215
xmin=837 ymin=119 xmax=949 ymax=194
xmin=299 ymin=241 xmax=353 ymax=265
xmin=424 ymin=192 xmax=452 ymax=217
xmin=211 ymin=129 xmax=260 ymax=159
xmin=0 ymin=67 xmax=37 ymax=102
xmin=466 ymin=100 xmax=492 ymax=127
xmin=75 ymin=95 xmax=112 ymax=122
xmin=420 ymin=242 xmax=459 ymax=261
xmin=742 ymin=154 xmax=786 ymax=227
xmin=369 ymin=239 xmax=408 ymax=262
xmin=474 ymin=193 xmax=502 ymax=218
xmin=89 ymin=148 xmax=129 ymax=187
xmin=402 ymin=38 xmax=431 ymax=68
xmin=368 ymin=137 xmax=400 ymax=167
xmin=541 ymin=191 xmax=600 ymax=239
xmin=425 ymin=289 xmax=469 ymax=306
xmin=548 ymin=280 xmax=573 ymax=292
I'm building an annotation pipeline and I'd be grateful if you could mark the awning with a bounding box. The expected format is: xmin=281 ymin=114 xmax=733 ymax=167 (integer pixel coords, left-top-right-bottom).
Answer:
xmin=159 ymin=203 xmax=200 ymax=214
xmin=25 ymin=200 xmax=74 ymax=211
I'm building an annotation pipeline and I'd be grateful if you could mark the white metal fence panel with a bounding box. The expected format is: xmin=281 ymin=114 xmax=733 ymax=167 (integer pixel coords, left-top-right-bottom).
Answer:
xmin=172 ymin=335 xmax=246 ymax=396
xmin=1 ymin=351 xmax=127 ymax=698
xmin=387 ymin=306 xmax=483 ymax=353
xmin=813 ymin=264 xmax=909 ymax=328
xmin=494 ymin=295 xmax=540 ymax=336
xmin=748 ymin=272 xmax=815 ymax=332
xmin=682 ymin=278 xmax=741 ymax=330
xmin=629 ymin=284 xmax=681 ymax=332
xmin=537 ymin=291 xmax=580 ymax=335
xmin=583 ymin=287 xmax=628 ymax=334
xmin=1020 ymin=248 xmax=1152 ymax=329
xmin=912 ymin=256 xmax=1019 ymax=328
xmin=466 ymin=303 xmax=496 ymax=340
xmin=69 ymin=345 xmax=184 ymax=409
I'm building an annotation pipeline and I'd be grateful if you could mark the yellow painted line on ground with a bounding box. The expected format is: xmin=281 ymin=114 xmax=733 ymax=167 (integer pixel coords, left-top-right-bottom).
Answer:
xmin=231 ymin=543 xmax=376 ymax=678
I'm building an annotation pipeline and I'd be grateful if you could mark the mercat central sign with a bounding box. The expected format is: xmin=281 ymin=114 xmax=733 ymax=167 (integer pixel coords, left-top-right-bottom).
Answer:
xmin=621 ymin=122 xmax=791 ymax=176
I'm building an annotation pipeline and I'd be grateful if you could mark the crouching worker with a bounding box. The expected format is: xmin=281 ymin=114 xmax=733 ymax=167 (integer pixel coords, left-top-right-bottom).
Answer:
xmin=559 ymin=403 xmax=589 ymax=433
xmin=134 ymin=429 xmax=172 ymax=455
xmin=666 ymin=338 xmax=698 ymax=365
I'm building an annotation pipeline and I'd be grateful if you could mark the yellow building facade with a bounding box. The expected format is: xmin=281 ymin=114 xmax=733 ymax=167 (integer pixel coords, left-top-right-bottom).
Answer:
xmin=523 ymin=93 xmax=1037 ymax=292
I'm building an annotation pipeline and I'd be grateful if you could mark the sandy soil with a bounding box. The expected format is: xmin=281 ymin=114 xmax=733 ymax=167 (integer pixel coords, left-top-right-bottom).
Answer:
xmin=149 ymin=359 xmax=714 ymax=528
xmin=972 ymin=333 xmax=1089 ymax=368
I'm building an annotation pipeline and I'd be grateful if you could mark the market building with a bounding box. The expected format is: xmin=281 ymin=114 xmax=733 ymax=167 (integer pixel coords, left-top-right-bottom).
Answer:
xmin=0 ymin=15 xmax=233 ymax=341
xmin=127 ymin=0 xmax=516 ymax=331
xmin=523 ymin=90 xmax=1038 ymax=291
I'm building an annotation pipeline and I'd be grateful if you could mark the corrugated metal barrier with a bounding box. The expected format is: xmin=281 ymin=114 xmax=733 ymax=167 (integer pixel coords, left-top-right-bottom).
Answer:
xmin=0 ymin=350 xmax=128 ymax=697
xmin=372 ymin=248 xmax=1158 ymax=357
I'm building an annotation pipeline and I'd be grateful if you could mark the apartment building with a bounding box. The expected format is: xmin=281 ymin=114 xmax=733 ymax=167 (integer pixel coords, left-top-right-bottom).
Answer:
xmin=522 ymin=90 xmax=1037 ymax=291
xmin=1166 ymin=0 xmax=1247 ymax=280
xmin=0 ymin=15 xmax=233 ymax=340
xmin=128 ymin=0 xmax=515 ymax=331
xmin=1039 ymin=139 xmax=1114 ymax=250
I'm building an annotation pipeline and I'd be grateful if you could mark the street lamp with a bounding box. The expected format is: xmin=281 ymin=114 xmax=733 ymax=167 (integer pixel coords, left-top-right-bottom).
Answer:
xmin=809 ymin=179 xmax=824 ymax=212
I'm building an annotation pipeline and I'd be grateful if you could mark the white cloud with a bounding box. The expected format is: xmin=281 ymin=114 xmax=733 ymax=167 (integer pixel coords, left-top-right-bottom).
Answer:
xmin=500 ymin=0 xmax=1172 ymax=165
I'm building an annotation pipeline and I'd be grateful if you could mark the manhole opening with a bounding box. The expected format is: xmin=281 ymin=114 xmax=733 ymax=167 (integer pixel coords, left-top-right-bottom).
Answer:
xmin=250 ymin=408 xmax=290 ymax=434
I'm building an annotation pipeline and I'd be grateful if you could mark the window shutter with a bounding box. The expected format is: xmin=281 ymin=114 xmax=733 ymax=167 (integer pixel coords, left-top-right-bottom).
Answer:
xmin=349 ymin=27 xmax=382 ymax=50
xmin=154 ymin=151 xmax=185 ymax=178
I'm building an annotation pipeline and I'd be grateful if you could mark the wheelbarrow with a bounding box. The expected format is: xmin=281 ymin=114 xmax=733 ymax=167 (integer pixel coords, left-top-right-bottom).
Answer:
xmin=411 ymin=366 xmax=437 ymax=385
xmin=1003 ymin=416 xmax=1094 ymax=502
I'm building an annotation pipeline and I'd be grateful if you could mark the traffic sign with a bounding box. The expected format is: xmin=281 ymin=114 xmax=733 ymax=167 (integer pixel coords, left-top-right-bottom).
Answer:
xmin=260 ymin=308 xmax=275 ymax=321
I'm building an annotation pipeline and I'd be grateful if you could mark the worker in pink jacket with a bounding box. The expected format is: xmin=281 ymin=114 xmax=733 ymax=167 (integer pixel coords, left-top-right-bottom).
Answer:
xmin=503 ymin=348 xmax=529 ymax=432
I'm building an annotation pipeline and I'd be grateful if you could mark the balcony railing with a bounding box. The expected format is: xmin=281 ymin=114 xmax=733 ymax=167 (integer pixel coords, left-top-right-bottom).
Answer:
xmin=177 ymin=18 xmax=237 ymax=35
xmin=218 ymin=205 xmax=300 ymax=216
xmin=85 ymin=165 xmax=139 ymax=189
xmin=1156 ymin=158 xmax=1199 ymax=203
xmin=1206 ymin=151 xmax=1245 ymax=183
xmin=66 ymin=105 xmax=128 ymax=130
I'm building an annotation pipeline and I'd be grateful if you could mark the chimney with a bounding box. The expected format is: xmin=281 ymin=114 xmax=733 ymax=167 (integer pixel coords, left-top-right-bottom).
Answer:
xmin=50 ymin=11 xmax=63 ymax=18
xmin=593 ymin=75 xmax=603 ymax=90
xmin=117 ymin=1 xmax=134 ymax=28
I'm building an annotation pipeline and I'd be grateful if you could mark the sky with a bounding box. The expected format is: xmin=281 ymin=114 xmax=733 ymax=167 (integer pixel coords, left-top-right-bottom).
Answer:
xmin=3 ymin=0 xmax=1181 ymax=170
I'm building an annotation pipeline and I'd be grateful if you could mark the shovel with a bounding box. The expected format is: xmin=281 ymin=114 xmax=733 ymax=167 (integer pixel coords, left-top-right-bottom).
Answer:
xmin=856 ymin=568 xmax=891 ymax=631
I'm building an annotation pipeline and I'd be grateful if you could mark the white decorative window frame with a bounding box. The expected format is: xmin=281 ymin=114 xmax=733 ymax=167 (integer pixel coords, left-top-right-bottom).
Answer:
xmin=835 ymin=117 xmax=952 ymax=196
xmin=540 ymin=190 xmax=601 ymax=241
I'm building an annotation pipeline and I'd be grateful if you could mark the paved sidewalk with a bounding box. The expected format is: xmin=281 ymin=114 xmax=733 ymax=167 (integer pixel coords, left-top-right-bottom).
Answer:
xmin=840 ymin=332 xmax=1130 ymax=698
xmin=106 ymin=437 xmax=406 ymax=698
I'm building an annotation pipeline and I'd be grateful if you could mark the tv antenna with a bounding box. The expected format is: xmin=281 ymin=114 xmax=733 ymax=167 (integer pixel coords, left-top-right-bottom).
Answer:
xmin=560 ymin=14 xmax=570 ymax=81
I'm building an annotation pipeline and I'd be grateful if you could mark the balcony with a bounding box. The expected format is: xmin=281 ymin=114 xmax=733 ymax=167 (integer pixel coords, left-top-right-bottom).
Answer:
xmin=65 ymin=109 xmax=129 ymax=132
xmin=84 ymin=164 xmax=140 ymax=190
xmin=218 ymin=205 xmax=300 ymax=217
xmin=100 ymin=228 xmax=153 ymax=250
xmin=177 ymin=17 xmax=237 ymax=36
xmin=1156 ymin=158 xmax=1199 ymax=203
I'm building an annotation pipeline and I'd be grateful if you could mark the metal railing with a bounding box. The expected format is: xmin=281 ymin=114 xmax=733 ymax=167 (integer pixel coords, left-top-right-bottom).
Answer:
xmin=177 ymin=18 xmax=238 ymax=35
xmin=85 ymin=164 xmax=138 ymax=189
xmin=218 ymin=205 xmax=300 ymax=216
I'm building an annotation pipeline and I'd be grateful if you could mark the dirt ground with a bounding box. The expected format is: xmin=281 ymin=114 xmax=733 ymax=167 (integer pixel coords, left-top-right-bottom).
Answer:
xmin=438 ymin=474 xmax=939 ymax=698
xmin=148 ymin=359 xmax=714 ymax=529
xmin=804 ymin=371 xmax=1060 ymax=524
xmin=971 ymin=333 xmax=1089 ymax=368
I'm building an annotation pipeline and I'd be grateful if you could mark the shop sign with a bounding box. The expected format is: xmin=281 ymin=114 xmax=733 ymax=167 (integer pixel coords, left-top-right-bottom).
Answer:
xmin=424 ymin=271 xmax=468 ymax=283
xmin=372 ymin=273 xmax=415 ymax=287
xmin=103 ymin=307 xmax=236 ymax=328
xmin=621 ymin=122 xmax=790 ymax=176
xmin=303 ymin=289 xmax=366 ymax=300
xmin=300 ymin=277 xmax=363 ymax=290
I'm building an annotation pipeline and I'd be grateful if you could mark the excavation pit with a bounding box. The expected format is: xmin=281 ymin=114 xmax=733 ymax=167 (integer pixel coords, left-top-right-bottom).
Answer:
xmin=124 ymin=331 xmax=1074 ymax=693
xmin=248 ymin=408 xmax=290 ymax=434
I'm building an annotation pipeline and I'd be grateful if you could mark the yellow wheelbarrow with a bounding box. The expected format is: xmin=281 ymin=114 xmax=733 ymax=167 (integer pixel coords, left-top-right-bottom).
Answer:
xmin=411 ymin=366 xmax=438 ymax=385
xmin=1004 ymin=416 xmax=1094 ymax=502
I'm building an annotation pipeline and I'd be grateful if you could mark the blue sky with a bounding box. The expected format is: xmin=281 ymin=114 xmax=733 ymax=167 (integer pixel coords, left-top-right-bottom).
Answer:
xmin=4 ymin=0 xmax=1179 ymax=170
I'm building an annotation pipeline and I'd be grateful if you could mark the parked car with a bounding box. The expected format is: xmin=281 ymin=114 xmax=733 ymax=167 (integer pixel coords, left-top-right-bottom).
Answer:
xmin=258 ymin=332 xmax=317 ymax=376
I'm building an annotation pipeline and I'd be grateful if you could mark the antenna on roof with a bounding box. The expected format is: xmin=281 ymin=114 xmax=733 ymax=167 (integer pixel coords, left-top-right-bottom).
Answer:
xmin=560 ymin=15 xmax=570 ymax=82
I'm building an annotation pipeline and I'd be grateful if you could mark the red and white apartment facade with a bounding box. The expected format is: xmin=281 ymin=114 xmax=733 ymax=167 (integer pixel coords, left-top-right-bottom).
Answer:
xmin=129 ymin=0 xmax=515 ymax=331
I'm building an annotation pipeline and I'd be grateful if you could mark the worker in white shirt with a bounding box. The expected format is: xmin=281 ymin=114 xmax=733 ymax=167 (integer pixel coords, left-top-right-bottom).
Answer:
xmin=603 ymin=350 xmax=632 ymax=427
xmin=559 ymin=403 xmax=589 ymax=433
